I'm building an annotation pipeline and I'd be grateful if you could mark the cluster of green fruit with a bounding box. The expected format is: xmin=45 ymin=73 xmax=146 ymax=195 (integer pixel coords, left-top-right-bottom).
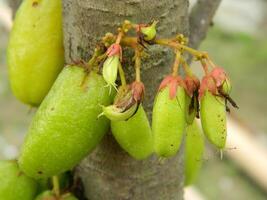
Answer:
xmin=1 ymin=0 xmax=239 ymax=199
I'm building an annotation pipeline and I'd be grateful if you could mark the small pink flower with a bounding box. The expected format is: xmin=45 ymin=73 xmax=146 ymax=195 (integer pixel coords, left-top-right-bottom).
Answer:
xmin=210 ymin=67 xmax=228 ymax=87
xmin=131 ymin=81 xmax=145 ymax=103
xmin=184 ymin=75 xmax=200 ymax=97
xmin=159 ymin=75 xmax=186 ymax=99
xmin=198 ymin=75 xmax=217 ymax=99
xmin=106 ymin=44 xmax=122 ymax=58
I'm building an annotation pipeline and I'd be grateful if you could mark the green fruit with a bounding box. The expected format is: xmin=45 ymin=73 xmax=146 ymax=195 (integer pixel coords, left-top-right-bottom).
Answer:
xmin=19 ymin=66 xmax=112 ymax=179
xmin=62 ymin=193 xmax=78 ymax=200
xmin=0 ymin=160 xmax=37 ymax=200
xmin=35 ymin=190 xmax=54 ymax=200
xmin=111 ymin=105 xmax=153 ymax=160
xmin=200 ymin=91 xmax=226 ymax=149
xmin=35 ymin=191 xmax=78 ymax=200
xmin=185 ymin=120 xmax=204 ymax=186
xmin=153 ymin=86 xmax=186 ymax=157
xmin=7 ymin=0 xmax=64 ymax=106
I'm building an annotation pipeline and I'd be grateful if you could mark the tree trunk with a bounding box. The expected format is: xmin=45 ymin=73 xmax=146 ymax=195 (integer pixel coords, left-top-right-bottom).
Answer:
xmin=61 ymin=0 xmax=220 ymax=199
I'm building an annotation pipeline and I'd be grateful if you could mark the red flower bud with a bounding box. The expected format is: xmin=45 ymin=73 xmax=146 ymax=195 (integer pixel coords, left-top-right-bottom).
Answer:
xmin=159 ymin=75 xmax=186 ymax=100
xmin=184 ymin=75 xmax=200 ymax=97
xmin=131 ymin=81 xmax=145 ymax=103
xmin=198 ymin=75 xmax=217 ymax=99
xmin=106 ymin=44 xmax=122 ymax=59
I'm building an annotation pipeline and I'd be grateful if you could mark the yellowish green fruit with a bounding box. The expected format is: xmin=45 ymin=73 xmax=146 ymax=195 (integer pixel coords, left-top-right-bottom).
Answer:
xmin=200 ymin=91 xmax=226 ymax=149
xmin=153 ymin=86 xmax=186 ymax=157
xmin=0 ymin=160 xmax=38 ymax=200
xmin=111 ymin=105 xmax=153 ymax=160
xmin=19 ymin=66 xmax=112 ymax=179
xmin=185 ymin=120 xmax=204 ymax=186
xmin=35 ymin=190 xmax=54 ymax=200
xmin=35 ymin=191 xmax=78 ymax=200
xmin=7 ymin=0 xmax=64 ymax=106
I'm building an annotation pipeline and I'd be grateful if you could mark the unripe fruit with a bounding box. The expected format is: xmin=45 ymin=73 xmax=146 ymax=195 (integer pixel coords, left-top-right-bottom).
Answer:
xmin=111 ymin=105 xmax=153 ymax=160
xmin=200 ymin=91 xmax=226 ymax=149
xmin=62 ymin=194 xmax=78 ymax=200
xmin=19 ymin=66 xmax=112 ymax=179
xmin=0 ymin=160 xmax=37 ymax=200
xmin=153 ymin=77 xmax=186 ymax=157
xmin=35 ymin=191 xmax=78 ymax=200
xmin=185 ymin=120 xmax=204 ymax=186
xmin=35 ymin=190 xmax=54 ymax=200
xmin=7 ymin=0 xmax=64 ymax=106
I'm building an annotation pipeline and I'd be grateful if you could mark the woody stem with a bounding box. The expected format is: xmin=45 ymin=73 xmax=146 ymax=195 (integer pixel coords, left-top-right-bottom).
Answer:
xmin=172 ymin=50 xmax=181 ymax=76
xmin=200 ymin=59 xmax=209 ymax=75
xmin=118 ymin=63 xmax=127 ymax=86
xmin=135 ymin=48 xmax=141 ymax=82
xmin=180 ymin=57 xmax=193 ymax=76
xmin=52 ymin=176 xmax=60 ymax=197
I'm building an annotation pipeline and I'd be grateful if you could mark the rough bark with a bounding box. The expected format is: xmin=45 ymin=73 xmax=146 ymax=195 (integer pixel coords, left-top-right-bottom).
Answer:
xmin=63 ymin=1 xmax=188 ymax=199
xmin=61 ymin=0 xmax=220 ymax=199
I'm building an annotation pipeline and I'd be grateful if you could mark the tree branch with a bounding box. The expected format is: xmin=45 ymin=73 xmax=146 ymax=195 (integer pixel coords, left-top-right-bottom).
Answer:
xmin=189 ymin=0 xmax=221 ymax=48
xmin=8 ymin=0 xmax=21 ymax=18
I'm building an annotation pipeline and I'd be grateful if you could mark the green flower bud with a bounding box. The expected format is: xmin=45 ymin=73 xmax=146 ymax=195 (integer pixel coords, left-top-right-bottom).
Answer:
xmin=103 ymin=55 xmax=120 ymax=92
xmin=140 ymin=21 xmax=158 ymax=41
xmin=221 ymin=78 xmax=232 ymax=95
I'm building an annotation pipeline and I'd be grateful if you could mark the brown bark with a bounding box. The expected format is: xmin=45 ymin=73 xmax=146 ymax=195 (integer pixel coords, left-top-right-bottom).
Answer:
xmin=61 ymin=0 xmax=220 ymax=199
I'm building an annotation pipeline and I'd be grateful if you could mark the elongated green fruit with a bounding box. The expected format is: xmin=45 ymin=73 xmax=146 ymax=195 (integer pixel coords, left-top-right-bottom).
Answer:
xmin=200 ymin=91 xmax=226 ymax=149
xmin=0 ymin=160 xmax=37 ymax=200
xmin=185 ymin=120 xmax=204 ymax=186
xmin=7 ymin=0 xmax=64 ymax=106
xmin=111 ymin=105 xmax=153 ymax=160
xmin=101 ymin=103 xmax=138 ymax=121
xmin=153 ymin=87 xmax=186 ymax=157
xmin=19 ymin=66 xmax=112 ymax=179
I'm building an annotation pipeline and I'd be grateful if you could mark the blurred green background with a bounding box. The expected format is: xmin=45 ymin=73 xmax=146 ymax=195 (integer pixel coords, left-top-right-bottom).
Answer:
xmin=0 ymin=0 xmax=267 ymax=199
